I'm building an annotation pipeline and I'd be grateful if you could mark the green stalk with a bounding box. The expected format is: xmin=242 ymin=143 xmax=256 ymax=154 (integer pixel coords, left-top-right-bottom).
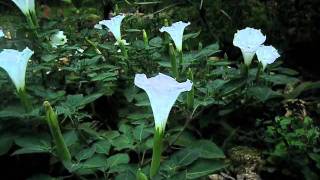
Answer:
xmin=17 ymin=88 xmax=32 ymax=112
xmin=142 ymin=29 xmax=148 ymax=48
xmin=187 ymin=68 xmax=194 ymax=110
xmin=178 ymin=50 xmax=183 ymax=67
xmin=169 ymin=43 xmax=178 ymax=79
xmin=43 ymin=101 xmax=71 ymax=162
xmin=150 ymin=128 xmax=164 ymax=177
xmin=119 ymin=40 xmax=128 ymax=59
xmin=255 ymin=62 xmax=262 ymax=83
xmin=240 ymin=63 xmax=249 ymax=77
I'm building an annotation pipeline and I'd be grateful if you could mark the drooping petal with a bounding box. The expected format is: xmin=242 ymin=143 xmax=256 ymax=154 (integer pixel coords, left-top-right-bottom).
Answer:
xmin=0 ymin=47 xmax=34 ymax=91
xmin=233 ymin=27 xmax=266 ymax=65
xmin=98 ymin=15 xmax=125 ymax=41
xmin=134 ymin=73 xmax=192 ymax=131
xmin=256 ymin=45 xmax=280 ymax=70
xmin=50 ymin=31 xmax=68 ymax=48
xmin=160 ymin=21 xmax=190 ymax=51
xmin=11 ymin=0 xmax=35 ymax=15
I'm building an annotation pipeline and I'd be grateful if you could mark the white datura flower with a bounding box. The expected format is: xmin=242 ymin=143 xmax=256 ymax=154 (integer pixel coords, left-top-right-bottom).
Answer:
xmin=50 ymin=31 xmax=68 ymax=48
xmin=0 ymin=47 xmax=34 ymax=91
xmin=0 ymin=29 xmax=4 ymax=38
xmin=256 ymin=45 xmax=280 ymax=70
xmin=134 ymin=73 xmax=193 ymax=131
xmin=233 ymin=27 xmax=266 ymax=65
xmin=97 ymin=15 xmax=125 ymax=41
xmin=160 ymin=21 xmax=190 ymax=52
xmin=11 ymin=0 xmax=35 ymax=15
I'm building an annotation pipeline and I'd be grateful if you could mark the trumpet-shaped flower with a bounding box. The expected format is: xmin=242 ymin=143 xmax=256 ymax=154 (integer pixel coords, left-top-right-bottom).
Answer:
xmin=11 ymin=0 xmax=35 ymax=15
xmin=256 ymin=45 xmax=280 ymax=70
xmin=50 ymin=31 xmax=68 ymax=48
xmin=233 ymin=27 xmax=266 ymax=65
xmin=0 ymin=47 xmax=33 ymax=91
xmin=0 ymin=29 xmax=4 ymax=38
xmin=98 ymin=15 xmax=125 ymax=41
xmin=160 ymin=21 xmax=190 ymax=52
xmin=134 ymin=73 xmax=192 ymax=131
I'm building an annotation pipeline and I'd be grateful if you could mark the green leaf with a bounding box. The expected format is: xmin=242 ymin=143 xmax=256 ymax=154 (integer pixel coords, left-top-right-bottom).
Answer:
xmin=94 ymin=140 xmax=111 ymax=155
xmin=247 ymin=86 xmax=282 ymax=102
xmin=286 ymin=81 xmax=320 ymax=99
xmin=186 ymin=159 xmax=226 ymax=179
xmin=191 ymin=140 xmax=225 ymax=159
xmin=82 ymin=154 xmax=107 ymax=169
xmin=149 ymin=37 xmax=163 ymax=47
xmin=0 ymin=135 xmax=14 ymax=155
xmin=76 ymin=146 xmax=96 ymax=161
xmin=106 ymin=153 xmax=130 ymax=169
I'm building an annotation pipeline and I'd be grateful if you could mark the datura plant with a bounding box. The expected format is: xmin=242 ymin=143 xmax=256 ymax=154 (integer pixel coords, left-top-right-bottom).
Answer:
xmin=233 ymin=27 xmax=266 ymax=66
xmin=96 ymin=15 xmax=128 ymax=58
xmin=11 ymin=0 xmax=38 ymax=28
xmin=134 ymin=73 xmax=193 ymax=177
xmin=50 ymin=31 xmax=68 ymax=48
xmin=160 ymin=21 xmax=190 ymax=52
xmin=256 ymin=45 xmax=280 ymax=70
xmin=160 ymin=21 xmax=190 ymax=79
xmin=0 ymin=47 xmax=33 ymax=111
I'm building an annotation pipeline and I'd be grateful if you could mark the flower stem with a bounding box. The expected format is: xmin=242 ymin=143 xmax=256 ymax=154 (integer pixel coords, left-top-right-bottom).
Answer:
xmin=43 ymin=101 xmax=71 ymax=162
xmin=119 ymin=40 xmax=128 ymax=59
xmin=150 ymin=128 xmax=164 ymax=177
xmin=187 ymin=68 xmax=194 ymax=110
xmin=169 ymin=43 xmax=178 ymax=79
xmin=255 ymin=63 xmax=262 ymax=83
xmin=17 ymin=89 xmax=32 ymax=112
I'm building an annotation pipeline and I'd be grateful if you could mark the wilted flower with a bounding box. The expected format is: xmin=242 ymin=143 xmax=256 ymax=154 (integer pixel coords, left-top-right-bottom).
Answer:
xmin=97 ymin=15 xmax=125 ymax=41
xmin=50 ymin=31 xmax=67 ymax=48
xmin=233 ymin=27 xmax=266 ymax=65
xmin=0 ymin=47 xmax=34 ymax=91
xmin=160 ymin=21 xmax=190 ymax=52
xmin=134 ymin=73 xmax=193 ymax=131
xmin=0 ymin=29 xmax=4 ymax=38
xmin=11 ymin=0 xmax=35 ymax=16
xmin=256 ymin=45 xmax=280 ymax=70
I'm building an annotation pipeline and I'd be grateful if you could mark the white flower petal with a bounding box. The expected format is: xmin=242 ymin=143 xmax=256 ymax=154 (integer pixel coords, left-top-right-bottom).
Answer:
xmin=98 ymin=15 xmax=125 ymax=41
xmin=0 ymin=29 xmax=5 ymax=38
xmin=94 ymin=24 xmax=103 ymax=30
xmin=114 ymin=39 xmax=129 ymax=46
xmin=50 ymin=31 xmax=68 ymax=48
xmin=11 ymin=0 xmax=35 ymax=15
xmin=233 ymin=27 xmax=266 ymax=65
xmin=134 ymin=73 xmax=192 ymax=130
xmin=160 ymin=21 xmax=190 ymax=51
xmin=256 ymin=45 xmax=280 ymax=70
xmin=0 ymin=47 xmax=34 ymax=91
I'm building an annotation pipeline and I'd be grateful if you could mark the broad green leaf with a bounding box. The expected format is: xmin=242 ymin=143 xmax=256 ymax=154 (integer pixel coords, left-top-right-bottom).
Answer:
xmin=106 ymin=153 xmax=130 ymax=169
xmin=191 ymin=140 xmax=225 ymax=159
xmin=186 ymin=159 xmax=226 ymax=179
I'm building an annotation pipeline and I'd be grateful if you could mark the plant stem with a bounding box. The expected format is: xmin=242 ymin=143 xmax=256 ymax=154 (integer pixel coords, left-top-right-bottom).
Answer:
xmin=169 ymin=43 xmax=178 ymax=79
xmin=150 ymin=128 xmax=164 ymax=177
xmin=17 ymin=89 xmax=32 ymax=112
xmin=43 ymin=101 xmax=71 ymax=162
xmin=255 ymin=63 xmax=262 ymax=83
